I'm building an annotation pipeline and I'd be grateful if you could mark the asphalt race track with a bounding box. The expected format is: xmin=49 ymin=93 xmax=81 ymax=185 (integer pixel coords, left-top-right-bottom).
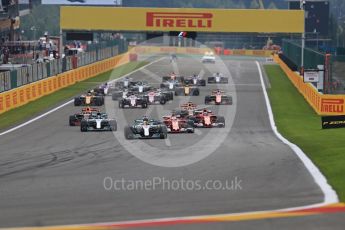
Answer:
xmin=0 ymin=56 xmax=341 ymax=229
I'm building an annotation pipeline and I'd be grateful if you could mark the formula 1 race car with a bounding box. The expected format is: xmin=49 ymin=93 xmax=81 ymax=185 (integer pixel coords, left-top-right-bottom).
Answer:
xmin=112 ymin=89 xmax=129 ymax=100
xmin=111 ymin=81 xmax=152 ymax=100
xmin=129 ymin=81 xmax=152 ymax=93
xmin=184 ymin=75 xmax=206 ymax=86
xmin=143 ymin=90 xmax=168 ymax=105
xmin=118 ymin=94 xmax=148 ymax=108
xmin=114 ymin=77 xmax=138 ymax=88
xmin=201 ymin=52 xmax=216 ymax=63
xmin=191 ymin=109 xmax=225 ymax=128
xmin=124 ymin=117 xmax=168 ymax=139
xmin=205 ymin=90 xmax=233 ymax=105
xmin=177 ymin=102 xmax=198 ymax=117
xmin=74 ymin=92 xmax=104 ymax=106
xmin=69 ymin=107 xmax=100 ymax=126
xmin=162 ymin=73 xmax=184 ymax=83
xmin=177 ymin=102 xmax=225 ymax=128
xmin=93 ymin=83 xmax=111 ymax=96
xmin=160 ymin=79 xmax=182 ymax=90
xmin=175 ymin=85 xmax=200 ymax=96
xmin=162 ymin=115 xmax=194 ymax=133
xmin=207 ymin=73 xmax=229 ymax=84
xmin=80 ymin=112 xmax=117 ymax=132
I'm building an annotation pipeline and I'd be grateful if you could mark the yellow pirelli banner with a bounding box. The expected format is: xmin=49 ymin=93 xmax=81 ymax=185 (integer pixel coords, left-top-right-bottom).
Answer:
xmin=274 ymin=55 xmax=345 ymax=116
xmin=0 ymin=53 xmax=130 ymax=114
xmin=61 ymin=7 xmax=304 ymax=33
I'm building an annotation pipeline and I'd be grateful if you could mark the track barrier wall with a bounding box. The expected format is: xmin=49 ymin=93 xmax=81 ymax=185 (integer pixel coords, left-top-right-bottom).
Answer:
xmin=128 ymin=46 xmax=273 ymax=57
xmin=274 ymin=55 xmax=345 ymax=116
xmin=0 ymin=52 xmax=130 ymax=114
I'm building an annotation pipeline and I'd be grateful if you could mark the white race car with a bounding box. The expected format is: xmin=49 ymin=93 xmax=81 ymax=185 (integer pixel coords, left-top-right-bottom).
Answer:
xmin=201 ymin=52 xmax=216 ymax=63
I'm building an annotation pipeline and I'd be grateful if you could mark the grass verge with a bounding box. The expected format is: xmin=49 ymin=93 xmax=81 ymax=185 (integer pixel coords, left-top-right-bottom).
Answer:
xmin=0 ymin=61 xmax=147 ymax=131
xmin=264 ymin=64 xmax=345 ymax=201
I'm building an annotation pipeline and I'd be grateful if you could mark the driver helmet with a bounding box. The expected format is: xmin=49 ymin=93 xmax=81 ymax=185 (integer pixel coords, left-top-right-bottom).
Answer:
xmin=143 ymin=116 xmax=149 ymax=125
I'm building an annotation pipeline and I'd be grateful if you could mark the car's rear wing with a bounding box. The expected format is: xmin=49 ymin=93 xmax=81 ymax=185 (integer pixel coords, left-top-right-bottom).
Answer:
xmin=82 ymin=107 xmax=100 ymax=113
xmin=180 ymin=102 xmax=197 ymax=111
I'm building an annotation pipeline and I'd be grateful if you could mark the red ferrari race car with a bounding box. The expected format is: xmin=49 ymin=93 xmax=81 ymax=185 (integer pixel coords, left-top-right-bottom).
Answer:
xmin=177 ymin=102 xmax=225 ymax=128
xmin=69 ymin=107 xmax=100 ymax=126
xmin=191 ymin=109 xmax=225 ymax=128
xmin=205 ymin=90 xmax=232 ymax=105
xmin=162 ymin=114 xmax=194 ymax=133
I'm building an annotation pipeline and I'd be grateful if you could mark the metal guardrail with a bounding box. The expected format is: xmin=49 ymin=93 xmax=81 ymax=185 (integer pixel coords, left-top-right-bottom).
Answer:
xmin=0 ymin=40 xmax=125 ymax=93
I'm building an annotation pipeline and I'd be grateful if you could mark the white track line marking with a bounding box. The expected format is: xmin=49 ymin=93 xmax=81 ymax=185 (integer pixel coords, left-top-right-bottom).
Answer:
xmin=255 ymin=61 xmax=338 ymax=204
xmin=0 ymin=100 xmax=74 ymax=137
xmin=0 ymin=57 xmax=165 ymax=137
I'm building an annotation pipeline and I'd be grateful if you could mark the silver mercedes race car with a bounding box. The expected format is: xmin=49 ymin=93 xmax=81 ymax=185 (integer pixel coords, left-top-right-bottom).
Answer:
xmin=124 ymin=117 xmax=168 ymax=139
xmin=80 ymin=112 xmax=117 ymax=132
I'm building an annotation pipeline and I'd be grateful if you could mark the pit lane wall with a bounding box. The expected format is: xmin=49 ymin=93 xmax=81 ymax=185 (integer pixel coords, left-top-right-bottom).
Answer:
xmin=274 ymin=55 xmax=345 ymax=116
xmin=128 ymin=46 xmax=273 ymax=57
xmin=0 ymin=53 xmax=130 ymax=114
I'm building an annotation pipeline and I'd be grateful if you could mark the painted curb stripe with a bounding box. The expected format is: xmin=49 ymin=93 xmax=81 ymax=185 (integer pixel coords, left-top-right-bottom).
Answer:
xmin=5 ymin=203 xmax=345 ymax=230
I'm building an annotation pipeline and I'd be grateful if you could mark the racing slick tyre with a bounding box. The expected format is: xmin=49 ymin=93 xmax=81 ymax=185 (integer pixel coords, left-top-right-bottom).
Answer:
xmin=204 ymin=96 xmax=211 ymax=104
xmin=80 ymin=121 xmax=88 ymax=132
xmin=169 ymin=92 xmax=174 ymax=101
xmin=159 ymin=126 xmax=168 ymax=139
xmin=109 ymin=120 xmax=117 ymax=131
xmin=74 ymin=97 xmax=82 ymax=106
xmin=160 ymin=97 xmax=166 ymax=105
xmin=124 ymin=126 xmax=134 ymax=139
xmin=193 ymin=89 xmax=200 ymax=96
xmin=187 ymin=120 xmax=195 ymax=133
xmin=223 ymin=96 xmax=233 ymax=105
xmin=141 ymin=101 xmax=148 ymax=108
xmin=216 ymin=116 xmax=225 ymax=128
xmin=118 ymin=100 xmax=124 ymax=108
xmin=222 ymin=78 xmax=229 ymax=84
xmin=95 ymin=97 xmax=103 ymax=106
xmin=200 ymin=79 xmax=206 ymax=86
xmin=69 ymin=116 xmax=76 ymax=126
xmin=187 ymin=127 xmax=195 ymax=133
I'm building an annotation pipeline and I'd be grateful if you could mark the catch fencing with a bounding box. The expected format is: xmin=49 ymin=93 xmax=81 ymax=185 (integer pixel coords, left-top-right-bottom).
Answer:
xmin=0 ymin=40 xmax=124 ymax=93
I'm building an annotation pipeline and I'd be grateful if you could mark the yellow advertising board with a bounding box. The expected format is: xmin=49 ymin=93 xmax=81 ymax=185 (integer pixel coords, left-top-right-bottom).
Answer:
xmin=275 ymin=55 xmax=345 ymax=116
xmin=0 ymin=53 xmax=130 ymax=115
xmin=128 ymin=45 xmax=273 ymax=57
xmin=61 ymin=7 xmax=304 ymax=33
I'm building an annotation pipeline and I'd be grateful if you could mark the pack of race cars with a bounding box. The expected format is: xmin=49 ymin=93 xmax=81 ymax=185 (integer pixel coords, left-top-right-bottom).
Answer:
xmin=69 ymin=72 xmax=232 ymax=138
